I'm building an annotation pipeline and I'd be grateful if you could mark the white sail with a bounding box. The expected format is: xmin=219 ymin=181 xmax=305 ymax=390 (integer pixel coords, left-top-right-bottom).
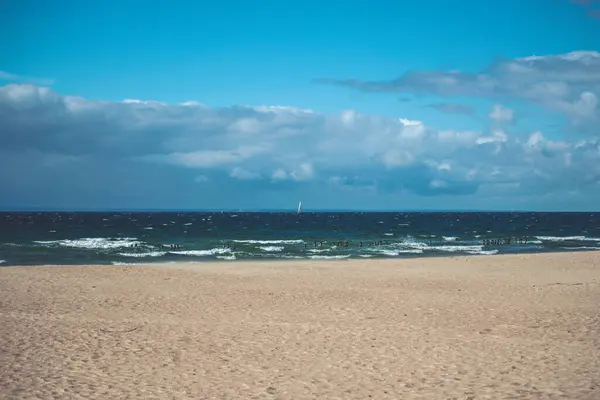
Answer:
xmin=297 ymin=201 xmax=302 ymax=213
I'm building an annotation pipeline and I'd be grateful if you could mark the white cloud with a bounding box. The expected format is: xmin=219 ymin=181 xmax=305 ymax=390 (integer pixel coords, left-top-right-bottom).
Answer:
xmin=317 ymin=50 xmax=600 ymax=134
xmin=488 ymin=104 xmax=514 ymax=124
xmin=289 ymin=163 xmax=314 ymax=182
xmin=151 ymin=146 xmax=268 ymax=168
xmin=271 ymin=168 xmax=288 ymax=181
xmin=1 ymin=82 xmax=599 ymax=209
xmin=230 ymin=167 xmax=261 ymax=180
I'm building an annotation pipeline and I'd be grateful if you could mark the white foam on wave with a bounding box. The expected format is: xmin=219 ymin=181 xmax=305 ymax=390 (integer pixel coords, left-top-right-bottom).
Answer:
xmin=433 ymin=244 xmax=484 ymax=252
xmin=366 ymin=248 xmax=423 ymax=256
xmin=443 ymin=236 xmax=458 ymax=241
xmin=395 ymin=236 xmax=484 ymax=253
xmin=536 ymin=236 xmax=600 ymax=242
xmin=233 ymin=239 xmax=303 ymax=244
xmin=308 ymin=254 xmax=351 ymax=260
xmin=111 ymin=261 xmax=143 ymax=266
xmin=118 ymin=251 xmax=167 ymax=258
xmin=466 ymin=249 xmax=499 ymax=255
xmin=384 ymin=233 xmax=394 ymax=236
xmin=383 ymin=249 xmax=423 ymax=256
xmin=34 ymin=237 xmax=142 ymax=250
xmin=0 ymin=260 xmax=5 ymax=264
xmin=170 ymin=248 xmax=232 ymax=256
xmin=564 ymin=246 xmax=600 ymax=250
xmin=259 ymin=246 xmax=284 ymax=252
xmin=308 ymin=248 xmax=331 ymax=253
xmin=217 ymin=255 xmax=236 ymax=260
xmin=143 ymin=227 xmax=153 ymax=230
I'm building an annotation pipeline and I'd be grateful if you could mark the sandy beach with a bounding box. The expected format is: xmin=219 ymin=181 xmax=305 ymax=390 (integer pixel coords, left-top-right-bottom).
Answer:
xmin=1 ymin=252 xmax=599 ymax=400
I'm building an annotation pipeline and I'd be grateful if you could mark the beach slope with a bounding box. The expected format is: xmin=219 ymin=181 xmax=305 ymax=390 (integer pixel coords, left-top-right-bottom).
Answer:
xmin=1 ymin=252 xmax=599 ymax=399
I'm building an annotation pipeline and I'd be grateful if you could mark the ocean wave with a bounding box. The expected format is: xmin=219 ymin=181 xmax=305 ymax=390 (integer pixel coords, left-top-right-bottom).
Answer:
xmin=563 ymin=246 xmax=600 ymax=250
xmin=431 ymin=244 xmax=484 ymax=252
xmin=111 ymin=261 xmax=143 ymax=266
xmin=259 ymin=246 xmax=284 ymax=252
xmin=394 ymin=238 xmax=484 ymax=253
xmin=308 ymin=255 xmax=351 ymax=260
xmin=0 ymin=260 xmax=5 ymax=264
xmin=466 ymin=249 xmax=499 ymax=255
xmin=366 ymin=248 xmax=423 ymax=256
xmin=118 ymin=251 xmax=167 ymax=258
xmin=535 ymin=236 xmax=600 ymax=242
xmin=170 ymin=248 xmax=232 ymax=256
xmin=307 ymin=248 xmax=331 ymax=253
xmin=383 ymin=233 xmax=394 ymax=236
xmin=233 ymin=239 xmax=303 ymax=244
xmin=217 ymin=255 xmax=236 ymax=260
xmin=34 ymin=237 xmax=142 ymax=250
xmin=383 ymin=249 xmax=423 ymax=256
xmin=442 ymin=236 xmax=458 ymax=241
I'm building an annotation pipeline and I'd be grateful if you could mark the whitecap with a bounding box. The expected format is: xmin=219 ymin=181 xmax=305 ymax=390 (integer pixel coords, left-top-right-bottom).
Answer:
xmin=34 ymin=237 xmax=142 ymax=250
xmin=308 ymin=248 xmax=331 ymax=253
xmin=233 ymin=239 xmax=303 ymax=244
xmin=170 ymin=248 xmax=232 ymax=256
xmin=111 ymin=261 xmax=143 ymax=266
xmin=431 ymin=244 xmax=484 ymax=252
xmin=535 ymin=236 xmax=600 ymax=242
xmin=308 ymin=255 xmax=351 ymax=260
xmin=259 ymin=246 xmax=284 ymax=252
xmin=118 ymin=251 xmax=166 ymax=258
xmin=466 ymin=249 xmax=499 ymax=255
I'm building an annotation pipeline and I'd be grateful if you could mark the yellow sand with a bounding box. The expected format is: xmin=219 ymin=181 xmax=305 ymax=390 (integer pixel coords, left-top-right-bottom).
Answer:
xmin=1 ymin=252 xmax=599 ymax=399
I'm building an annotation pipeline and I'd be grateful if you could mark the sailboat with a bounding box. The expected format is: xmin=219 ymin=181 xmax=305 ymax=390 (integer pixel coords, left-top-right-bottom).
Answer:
xmin=297 ymin=201 xmax=302 ymax=214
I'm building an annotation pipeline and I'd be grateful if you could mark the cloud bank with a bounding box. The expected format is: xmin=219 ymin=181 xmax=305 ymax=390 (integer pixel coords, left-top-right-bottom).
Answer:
xmin=316 ymin=51 xmax=600 ymax=134
xmin=1 ymin=51 xmax=599 ymax=210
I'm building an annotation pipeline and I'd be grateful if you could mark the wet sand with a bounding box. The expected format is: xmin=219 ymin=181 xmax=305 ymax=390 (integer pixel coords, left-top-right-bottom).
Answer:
xmin=1 ymin=251 xmax=599 ymax=399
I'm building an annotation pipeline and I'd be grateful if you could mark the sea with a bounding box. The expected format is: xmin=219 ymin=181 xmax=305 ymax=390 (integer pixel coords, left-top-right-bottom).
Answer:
xmin=1 ymin=212 xmax=599 ymax=266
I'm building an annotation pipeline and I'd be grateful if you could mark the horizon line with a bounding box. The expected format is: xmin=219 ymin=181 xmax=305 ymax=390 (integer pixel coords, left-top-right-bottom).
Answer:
xmin=0 ymin=208 xmax=598 ymax=213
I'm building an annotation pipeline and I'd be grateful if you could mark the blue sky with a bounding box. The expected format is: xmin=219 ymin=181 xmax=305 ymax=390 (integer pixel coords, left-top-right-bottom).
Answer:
xmin=1 ymin=0 xmax=599 ymax=211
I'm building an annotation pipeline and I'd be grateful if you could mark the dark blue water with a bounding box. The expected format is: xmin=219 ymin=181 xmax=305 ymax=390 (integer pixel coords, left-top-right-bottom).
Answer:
xmin=1 ymin=212 xmax=599 ymax=266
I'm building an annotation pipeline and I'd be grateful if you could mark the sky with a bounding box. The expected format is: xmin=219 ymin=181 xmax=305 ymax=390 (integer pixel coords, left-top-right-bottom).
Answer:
xmin=1 ymin=0 xmax=599 ymax=211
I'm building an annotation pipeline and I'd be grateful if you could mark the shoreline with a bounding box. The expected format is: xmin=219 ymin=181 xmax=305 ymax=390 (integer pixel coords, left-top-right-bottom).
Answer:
xmin=1 ymin=251 xmax=599 ymax=399
xmin=3 ymin=248 xmax=600 ymax=269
